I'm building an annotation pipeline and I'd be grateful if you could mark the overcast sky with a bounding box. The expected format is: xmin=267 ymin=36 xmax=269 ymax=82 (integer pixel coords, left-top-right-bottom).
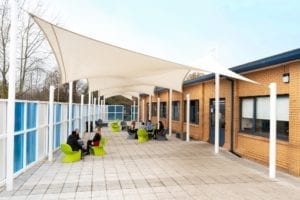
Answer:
xmin=25 ymin=0 xmax=300 ymax=68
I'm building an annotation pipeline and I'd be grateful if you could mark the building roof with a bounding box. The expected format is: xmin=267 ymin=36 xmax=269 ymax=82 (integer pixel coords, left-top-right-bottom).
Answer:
xmin=184 ymin=48 xmax=300 ymax=86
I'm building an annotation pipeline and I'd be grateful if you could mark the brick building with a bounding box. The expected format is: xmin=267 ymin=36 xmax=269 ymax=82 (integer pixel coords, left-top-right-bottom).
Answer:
xmin=140 ymin=49 xmax=300 ymax=176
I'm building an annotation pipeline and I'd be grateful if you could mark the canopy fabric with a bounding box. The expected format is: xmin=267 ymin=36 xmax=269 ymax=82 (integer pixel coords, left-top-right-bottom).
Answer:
xmin=99 ymin=86 xmax=154 ymax=96
xmin=88 ymin=78 xmax=155 ymax=95
xmin=104 ymin=94 xmax=134 ymax=100
xmin=31 ymin=14 xmax=257 ymax=94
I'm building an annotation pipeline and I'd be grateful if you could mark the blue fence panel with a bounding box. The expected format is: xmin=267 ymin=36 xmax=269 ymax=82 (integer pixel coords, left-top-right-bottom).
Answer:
xmin=55 ymin=104 xmax=61 ymax=122
xmin=14 ymin=134 xmax=24 ymax=172
xmin=55 ymin=104 xmax=61 ymax=148
xmin=15 ymin=102 xmax=25 ymax=132
xmin=27 ymin=103 xmax=37 ymax=129
xmin=26 ymin=131 xmax=36 ymax=165
xmin=72 ymin=105 xmax=75 ymax=131
xmin=55 ymin=125 xmax=61 ymax=148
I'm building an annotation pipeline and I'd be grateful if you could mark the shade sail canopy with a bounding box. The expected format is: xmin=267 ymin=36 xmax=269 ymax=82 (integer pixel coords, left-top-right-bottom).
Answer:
xmin=88 ymin=78 xmax=155 ymax=95
xmin=31 ymin=14 xmax=258 ymax=93
xmin=99 ymin=85 xmax=154 ymax=96
xmin=104 ymin=94 xmax=133 ymax=100
xmin=104 ymin=92 xmax=139 ymax=100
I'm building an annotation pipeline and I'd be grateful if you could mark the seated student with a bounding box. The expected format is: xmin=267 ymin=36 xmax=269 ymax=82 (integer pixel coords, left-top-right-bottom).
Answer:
xmin=128 ymin=121 xmax=138 ymax=139
xmin=87 ymin=127 xmax=101 ymax=154
xmin=67 ymin=131 xmax=86 ymax=157
xmin=139 ymin=122 xmax=146 ymax=129
xmin=154 ymin=121 xmax=164 ymax=139
xmin=145 ymin=120 xmax=153 ymax=132
xmin=75 ymin=128 xmax=84 ymax=148
xmin=145 ymin=120 xmax=153 ymax=139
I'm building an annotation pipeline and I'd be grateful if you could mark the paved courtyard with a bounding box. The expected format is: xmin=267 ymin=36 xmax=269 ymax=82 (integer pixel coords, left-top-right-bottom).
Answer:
xmin=1 ymin=128 xmax=300 ymax=200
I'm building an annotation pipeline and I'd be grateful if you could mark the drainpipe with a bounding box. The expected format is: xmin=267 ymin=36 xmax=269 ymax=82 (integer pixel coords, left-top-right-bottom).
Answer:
xmin=229 ymin=79 xmax=241 ymax=157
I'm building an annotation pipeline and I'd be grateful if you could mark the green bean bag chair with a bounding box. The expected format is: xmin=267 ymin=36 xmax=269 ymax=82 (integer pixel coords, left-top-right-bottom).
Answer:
xmin=60 ymin=144 xmax=81 ymax=163
xmin=110 ymin=121 xmax=121 ymax=132
xmin=90 ymin=137 xmax=107 ymax=156
xmin=137 ymin=129 xmax=149 ymax=143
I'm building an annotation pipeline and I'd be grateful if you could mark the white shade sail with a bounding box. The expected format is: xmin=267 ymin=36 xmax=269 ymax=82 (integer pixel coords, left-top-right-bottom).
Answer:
xmin=104 ymin=92 xmax=139 ymax=99
xmin=31 ymin=14 xmax=257 ymax=93
xmin=88 ymin=78 xmax=155 ymax=95
xmin=99 ymin=85 xmax=154 ymax=96
xmin=104 ymin=94 xmax=134 ymax=100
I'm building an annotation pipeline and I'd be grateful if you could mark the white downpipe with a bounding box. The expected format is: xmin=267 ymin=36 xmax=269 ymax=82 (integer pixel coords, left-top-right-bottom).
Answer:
xmin=215 ymin=73 xmax=220 ymax=154
xmin=98 ymin=94 xmax=100 ymax=120
xmin=6 ymin=0 xmax=17 ymax=191
xmin=103 ymin=97 xmax=106 ymax=121
xmin=68 ymin=81 xmax=73 ymax=134
xmin=48 ymin=86 xmax=55 ymax=162
xmin=142 ymin=99 xmax=145 ymax=122
xmin=93 ymin=97 xmax=96 ymax=129
xmin=88 ymin=91 xmax=91 ymax=133
xmin=169 ymin=89 xmax=173 ymax=136
xmin=80 ymin=95 xmax=84 ymax=136
xmin=101 ymin=100 xmax=104 ymax=122
xmin=157 ymin=97 xmax=160 ymax=129
xmin=149 ymin=95 xmax=152 ymax=120
xmin=186 ymin=94 xmax=190 ymax=142
xmin=137 ymin=96 xmax=140 ymax=123
xmin=133 ymin=100 xmax=136 ymax=121
xmin=269 ymin=82 xmax=277 ymax=178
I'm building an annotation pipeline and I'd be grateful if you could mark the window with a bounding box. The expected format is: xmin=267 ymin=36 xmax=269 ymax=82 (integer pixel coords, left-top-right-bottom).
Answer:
xmin=241 ymin=98 xmax=254 ymax=132
xmin=160 ymin=102 xmax=167 ymax=118
xmin=240 ymin=95 xmax=289 ymax=141
xmin=152 ymin=102 xmax=157 ymax=116
xmin=184 ymin=100 xmax=199 ymax=124
xmin=172 ymin=101 xmax=180 ymax=121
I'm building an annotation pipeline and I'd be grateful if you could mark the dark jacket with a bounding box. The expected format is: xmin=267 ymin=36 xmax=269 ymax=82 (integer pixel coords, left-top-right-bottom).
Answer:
xmin=67 ymin=134 xmax=82 ymax=151
xmin=92 ymin=133 xmax=101 ymax=146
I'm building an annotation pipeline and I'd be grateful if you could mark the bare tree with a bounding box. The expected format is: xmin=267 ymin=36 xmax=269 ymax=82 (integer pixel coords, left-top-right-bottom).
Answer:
xmin=0 ymin=0 xmax=10 ymax=98
xmin=17 ymin=1 xmax=54 ymax=98
xmin=0 ymin=0 xmax=57 ymax=99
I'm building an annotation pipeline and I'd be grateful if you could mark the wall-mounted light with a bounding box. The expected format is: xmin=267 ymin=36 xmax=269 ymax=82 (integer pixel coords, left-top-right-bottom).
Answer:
xmin=282 ymin=73 xmax=289 ymax=83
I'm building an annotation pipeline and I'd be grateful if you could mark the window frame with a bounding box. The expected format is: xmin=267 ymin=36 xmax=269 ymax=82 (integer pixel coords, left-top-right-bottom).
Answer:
xmin=160 ymin=102 xmax=167 ymax=118
xmin=239 ymin=94 xmax=289 ymax=141
xmin=172 ymin=101 xmax=180 ymax=121
xmin=184 ymin=99 xmax=199 ymax=125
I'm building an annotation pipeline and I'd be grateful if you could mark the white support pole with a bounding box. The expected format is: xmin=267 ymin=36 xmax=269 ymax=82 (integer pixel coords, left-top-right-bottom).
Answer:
xmin=98 ymin=94 xmax=101 ymax=120
xmin=169 ymin=89 xmax=173 ymax=136
xmin=215 ymin=73 xmax=220 ymax=154
xmin=157 ymin=97 xmax=160 ymax=129
xmin=103 ymin=97 xmax=106 ymax=121
xmin=93 ymin=97 xmax=96 ymax=128
xmin=88 ymin=91 xmax=91 ymax=133
xmin=48 ymin=86 xmax=55 ymax=162
xmin=133 ymin=100 xmax=136 ymax=121
xmin=6 ymin=0 xmax=17 ymax=191
xmin=137 ymin=96 xmax=140 ymax=123
xmin=101 ymin=100 xmax=104 ymax=122
xmin=186 ymin=94 xmax=190 ymax=142
xmin=68 ymin=81 xmax=73 ymax=134
xmin=142 ymin=99 xmax=145 ymax=122
xmin=149 ymin=95 xmax=152 ymax=120
xmin=269 ymin=82 xmax=277 ymax=178
xmin=80 ymin=95 xmax=84 ymax=136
